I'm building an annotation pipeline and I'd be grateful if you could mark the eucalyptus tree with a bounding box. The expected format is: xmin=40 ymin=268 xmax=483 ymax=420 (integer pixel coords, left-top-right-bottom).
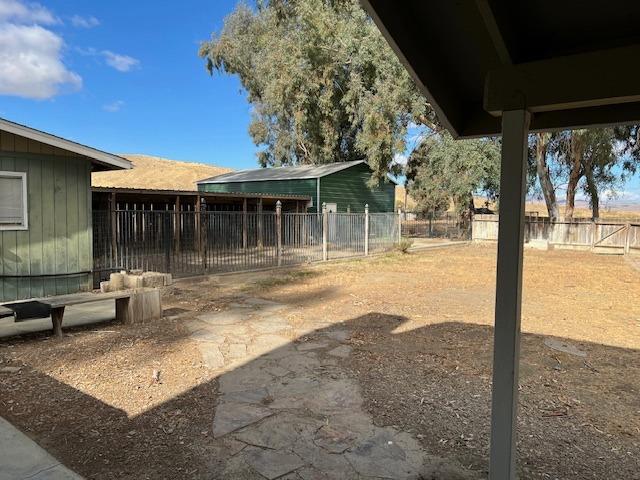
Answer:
xmin=407 ymin=132 xmax=501 ymax=218
xmin=199 ymin=0 xmax=436 ymax=182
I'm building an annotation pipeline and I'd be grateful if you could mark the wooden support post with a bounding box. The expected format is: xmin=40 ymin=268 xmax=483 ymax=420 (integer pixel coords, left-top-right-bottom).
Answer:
xmin=174 ymin=195 xmax=181 ymax=254
xmin=51 ymin=306 xmax=65 ymax=337
xmin=489 ymin=109 xmax=531 ymax=480
xmin=322 ymin=202 xmax=328 ymax=261
xmin=242 ymin=197 xmax=248 ymax=250
xmin=397 ymin=208 xmax=402 ymax=243
xmin=276 ymin=200 xmax=282 ymax=266
xmin=625 ymin=223 xmax=631 ymax=255
xmin=109 ymin=193 xmax=117 ymax=261
xmin=364 ymin=204 xmax=370 ymax=256
xmin=257 ymin=198 xmax=263 ymax=249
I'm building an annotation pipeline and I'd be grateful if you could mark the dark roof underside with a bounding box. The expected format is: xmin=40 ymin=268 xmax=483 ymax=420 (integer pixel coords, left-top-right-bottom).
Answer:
xmin=361 ymin=1 xmax=640 ymax=138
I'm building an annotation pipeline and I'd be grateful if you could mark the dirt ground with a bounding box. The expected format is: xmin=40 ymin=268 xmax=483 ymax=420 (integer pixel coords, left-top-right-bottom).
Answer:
xmin=1 ymin=244 xmax=639 ymax=479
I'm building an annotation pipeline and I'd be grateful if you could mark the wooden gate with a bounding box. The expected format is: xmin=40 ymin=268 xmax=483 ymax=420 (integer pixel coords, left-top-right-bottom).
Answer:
xmin=592 ymin=223 xmax=630 ymax=254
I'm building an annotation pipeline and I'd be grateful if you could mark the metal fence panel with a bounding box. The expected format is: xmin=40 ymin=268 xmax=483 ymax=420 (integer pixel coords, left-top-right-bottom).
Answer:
xmin=327 ymin=213 xmax=365 ymax=259
xmin=281 ymin=213 xmax=323 ymax=264
xmin=369 ymin=213 xmax=399 ymax=252
xmin=92 ymin=209 xmax=399 ymax=286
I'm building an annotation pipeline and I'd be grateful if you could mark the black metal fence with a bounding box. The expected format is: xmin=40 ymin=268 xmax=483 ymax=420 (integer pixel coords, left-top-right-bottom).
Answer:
xmin=401 ymin=212 xmax=471 ymax=240
xmin=92 ymin=208 xmax=399 ymax=286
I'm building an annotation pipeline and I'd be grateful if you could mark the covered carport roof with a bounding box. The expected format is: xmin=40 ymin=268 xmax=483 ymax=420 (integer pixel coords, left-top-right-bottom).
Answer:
xmin=360 ymin=2 xmax=640 ymax=479
xmin=361 ymin=1 xmax=640 ymax=137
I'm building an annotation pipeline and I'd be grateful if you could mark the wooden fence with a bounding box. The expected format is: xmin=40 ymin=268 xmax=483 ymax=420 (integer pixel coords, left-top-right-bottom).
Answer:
xmin=93 ymin=204 xmax=400 ymax=285
xmin=472 ymin=214 xmax=640 ymax=254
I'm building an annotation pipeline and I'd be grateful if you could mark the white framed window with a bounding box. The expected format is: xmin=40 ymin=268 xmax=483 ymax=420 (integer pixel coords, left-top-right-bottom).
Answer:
xmin=0 ymin=171 xmax=28 ymax=230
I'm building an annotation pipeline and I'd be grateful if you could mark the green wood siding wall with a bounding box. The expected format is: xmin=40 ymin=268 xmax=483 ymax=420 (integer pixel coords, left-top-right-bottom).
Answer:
xmin=320 ymin=163 xmax=395 ymax=213
xmin=0 ymin=131 xmax=92 ymax=302
xmin=198 ymin=163 xmax=395 ymax=213
xmin=199 ymin=178 xmax=319 ymax=211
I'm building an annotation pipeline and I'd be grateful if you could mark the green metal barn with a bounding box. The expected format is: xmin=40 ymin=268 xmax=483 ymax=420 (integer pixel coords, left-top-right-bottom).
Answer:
xmin=0 ymin=118 xmax=131 ymax=302
xmin=197 ymin=160 xmax=396 ymax=213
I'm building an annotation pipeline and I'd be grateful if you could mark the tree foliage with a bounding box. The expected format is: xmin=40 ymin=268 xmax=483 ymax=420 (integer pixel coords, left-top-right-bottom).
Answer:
xmin=528 ymin=128 xmax=623 ymax=220
xmin=199 ymin=0 xmax=435 ymax=181
xmin=406 ymin=132 xmax=501 ymax=216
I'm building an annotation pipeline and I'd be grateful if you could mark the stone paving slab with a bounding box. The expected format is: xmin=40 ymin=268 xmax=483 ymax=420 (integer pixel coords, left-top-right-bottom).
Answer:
xmin=212 ymin=402 xmax=273 ymax=438
xmin=235 ymin=413 xmax=321 ymax=450
xmin=296 ymin=341 xmax=328 ymax=351
xmin=241 ymin=447 xmax=305 ymax=480
xmin=327 ymin=345 xmax=352 ymax=358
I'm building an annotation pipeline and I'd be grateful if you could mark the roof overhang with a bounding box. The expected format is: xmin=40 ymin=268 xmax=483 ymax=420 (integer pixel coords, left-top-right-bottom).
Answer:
xmin=92 ymin=186 xmax=311 ymax=201
xmin=360 ymin=1 xmax=640 ymax=138
xmin=0 ymin=118 xmax=131 ymax=170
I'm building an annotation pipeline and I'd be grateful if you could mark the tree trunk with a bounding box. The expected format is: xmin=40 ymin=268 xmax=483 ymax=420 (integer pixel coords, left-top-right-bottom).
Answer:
xmin=584 ymin=164 xmax=600 ymax=220
xmin=467 ymin=193 xmax=475 ymax=220
xmin=565 ymin=132 xmax=584 ymax=221
xmin=534 ymin=133 xmax=559 ymax=221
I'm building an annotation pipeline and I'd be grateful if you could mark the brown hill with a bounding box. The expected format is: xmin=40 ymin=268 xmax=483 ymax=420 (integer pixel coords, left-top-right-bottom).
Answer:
xmin=92 ymin=154 xmax=232 ymax=191
xmin=395 ymin=186 xmax=417 ymax=210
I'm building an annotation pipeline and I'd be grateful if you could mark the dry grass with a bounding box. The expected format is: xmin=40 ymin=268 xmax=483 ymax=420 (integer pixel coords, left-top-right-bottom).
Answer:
xmin=91 ymin=154 xmax=232 ymax=191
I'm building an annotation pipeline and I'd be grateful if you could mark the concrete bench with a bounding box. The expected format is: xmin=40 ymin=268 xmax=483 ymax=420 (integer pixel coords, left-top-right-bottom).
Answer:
xmin=0 ymin=288 xmax=162 ymax=337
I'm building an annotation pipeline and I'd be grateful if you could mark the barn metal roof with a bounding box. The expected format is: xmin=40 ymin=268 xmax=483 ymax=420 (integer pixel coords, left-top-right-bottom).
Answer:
xmin=197 ymin=160 xmax=366 ymax=184
xmin=361 ymin=1 xmax=640 ymax=138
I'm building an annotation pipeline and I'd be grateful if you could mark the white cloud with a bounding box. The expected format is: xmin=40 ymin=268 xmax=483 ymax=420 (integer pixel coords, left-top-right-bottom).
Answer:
xmin=102 ymin=50 xmax=139 ymax=72
xmin=0 ymin=0 xmax=58 ymax=25
xmin=103 ymin=100 xmax=124 ymax=112
xmin=0 ymin=23 xmax=81 ymax=99
xmin=70 ymin=14 xmax=99 ymax=28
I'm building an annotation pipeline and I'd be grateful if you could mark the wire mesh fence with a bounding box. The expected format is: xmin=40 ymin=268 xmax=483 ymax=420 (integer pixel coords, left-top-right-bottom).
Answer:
xmin=93 ymin=208 xmax=400 ymax=286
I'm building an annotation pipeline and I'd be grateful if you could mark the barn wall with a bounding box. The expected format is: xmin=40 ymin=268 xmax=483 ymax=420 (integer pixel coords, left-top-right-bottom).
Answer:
xmin=320 ymin=163 xmax=395 ymax=213
xmin=0 ymin=131 xmax=92 ymax=301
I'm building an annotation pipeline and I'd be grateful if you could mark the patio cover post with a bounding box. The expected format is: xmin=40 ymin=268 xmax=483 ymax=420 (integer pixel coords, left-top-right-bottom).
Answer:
xmin=489 ymin=109 xmax=531 ymax=480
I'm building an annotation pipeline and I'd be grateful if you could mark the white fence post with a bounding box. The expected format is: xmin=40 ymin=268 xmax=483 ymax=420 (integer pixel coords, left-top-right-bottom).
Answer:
xmin=322 ymin=203 xmax=328 ymax=261
xmin=397 ymin=208 xmax=402 ymax=243
xmin=276 ymin=200 xmax=282 ymax=266
xmin=364 ymin=204 xmax=369 ymax=256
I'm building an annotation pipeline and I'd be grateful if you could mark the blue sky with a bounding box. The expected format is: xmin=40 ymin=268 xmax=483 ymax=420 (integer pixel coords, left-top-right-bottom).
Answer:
xmin=0 ymin=0 xmax=256 ymax=169
xmin=0 ymin=0 xmax=638 ymax=206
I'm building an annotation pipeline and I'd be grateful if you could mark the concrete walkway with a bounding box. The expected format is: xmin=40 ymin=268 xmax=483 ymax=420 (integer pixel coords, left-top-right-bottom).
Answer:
xmin=0 ymin=301 xmax=115 ymax=338
xmin=0 ymin=416 xmax=83 ymax=480
xmin=186 ymin=297 xmax=474 ymax=479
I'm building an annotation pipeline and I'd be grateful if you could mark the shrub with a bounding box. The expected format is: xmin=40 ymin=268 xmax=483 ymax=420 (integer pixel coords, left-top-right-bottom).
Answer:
xmin=396 ymin=238 xmax=413 ymax=254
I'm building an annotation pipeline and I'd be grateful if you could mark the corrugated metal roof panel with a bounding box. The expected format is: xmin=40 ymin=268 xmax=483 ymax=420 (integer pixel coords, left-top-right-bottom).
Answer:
xmin=197 ymin=160 xmax=366 ymax=184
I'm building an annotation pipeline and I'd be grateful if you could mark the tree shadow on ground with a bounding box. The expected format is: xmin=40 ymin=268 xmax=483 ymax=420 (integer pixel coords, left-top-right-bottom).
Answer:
xmin=0 ymin=308 xmax=638 ymax=480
